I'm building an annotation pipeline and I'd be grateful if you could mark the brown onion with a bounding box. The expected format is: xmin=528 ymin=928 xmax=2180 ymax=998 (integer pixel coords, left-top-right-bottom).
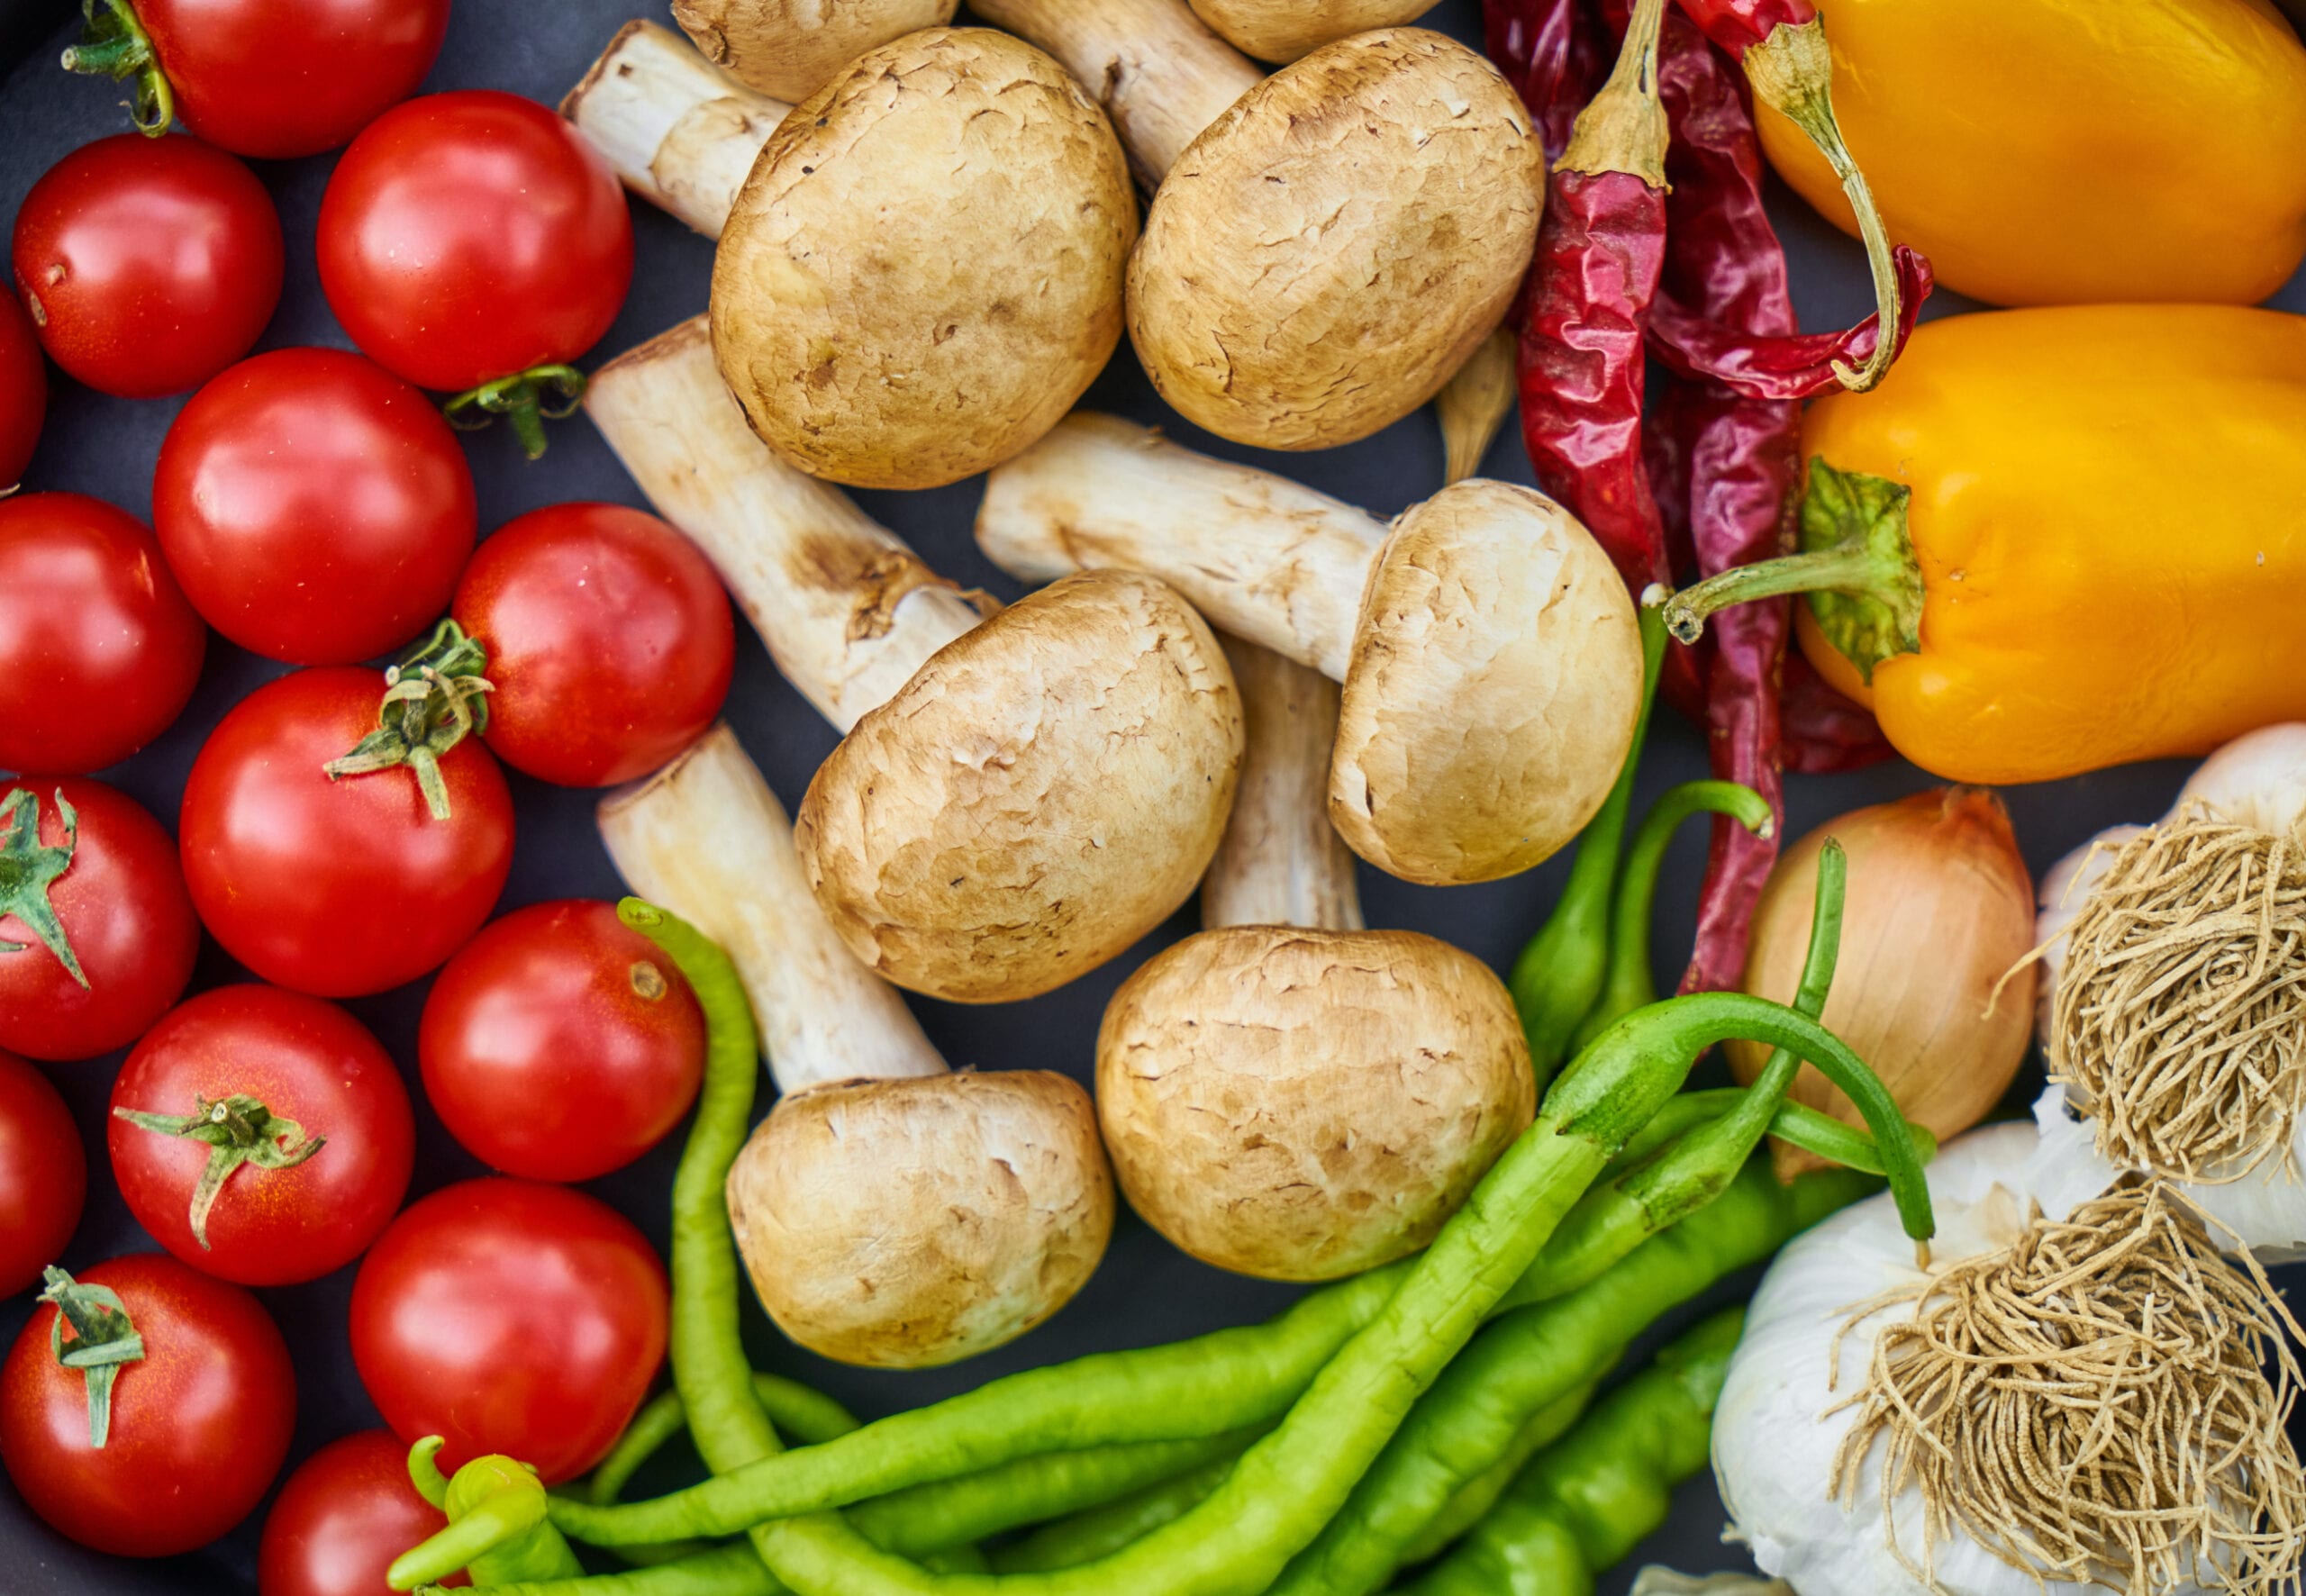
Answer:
xmin=1728 ymin=787 xmax=2036 ymax=1174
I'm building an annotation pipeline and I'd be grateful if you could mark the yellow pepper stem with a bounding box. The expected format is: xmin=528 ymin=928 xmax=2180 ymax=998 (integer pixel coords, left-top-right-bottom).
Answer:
xmin=1662 ymin=457 xmax=1923 ymax=683
xmin=1743 ymin=17 xmax=1902 ymax=393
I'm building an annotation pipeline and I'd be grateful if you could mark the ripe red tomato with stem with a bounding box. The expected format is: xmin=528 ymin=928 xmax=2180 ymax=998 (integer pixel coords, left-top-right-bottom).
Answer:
xmin=420 ymin=900 xmax=706 ymax=1181
xmin=259 ymin=1428 xmax=465 ymax=1596
xmin=0 ymin=1052 xmax=85 ymax=1297
xmin=317 ymin=91 xmax=633 ymax=458
xmin=0 ymin=493 xmax=206 ymax=775
xmin=455 ymin=503 xmax=734 ymax=786
xmin=0 ymin=778 xmax=199 ymax=1063
xmin=109 ymin=985 xmax=414 ymax=1285
xmin=154 ymin=348 xmax=477 ymax=665
xmin=350 ymin=1178 xmax=668 ymax=1483
xmin=0 ymin=1254 xmax=295 ymax=1556
xmin=10 ymin=132 xmax=282 ymax=399
xmin=0 ymin=293 xmax=43 ymax=491
xmin=61 ymin=0 xmax=449 ymax=159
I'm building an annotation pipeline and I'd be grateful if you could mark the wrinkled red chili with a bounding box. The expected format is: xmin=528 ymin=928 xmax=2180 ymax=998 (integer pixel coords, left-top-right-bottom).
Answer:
xmin=1484 ymin=0 xmax=1605 ymax=161
xmin=1648 ymin=245 xmax=1931 ymax=402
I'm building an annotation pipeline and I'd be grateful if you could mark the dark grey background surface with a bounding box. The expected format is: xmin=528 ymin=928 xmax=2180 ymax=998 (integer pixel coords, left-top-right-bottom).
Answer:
xmin=2 ymin=0 xmax=2303 ymax=1590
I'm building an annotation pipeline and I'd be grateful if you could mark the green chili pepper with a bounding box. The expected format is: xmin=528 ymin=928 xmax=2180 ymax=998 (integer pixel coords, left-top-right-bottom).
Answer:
xmin=590 ymin=1376 xmax=865 ymax=1510
xmin=392 ymin=1443 xmax=586 ymax=1589
xmin=1392 ymin=1375 xmax=1606 ymax=1570
xmin=1510 ymin=603 xmax=1667 ymax=1081
xmin=1399 ymin=1309 xmax=1745 ymax=1596
xmin=989 ymin=1456 xmax=1239 ymax=1575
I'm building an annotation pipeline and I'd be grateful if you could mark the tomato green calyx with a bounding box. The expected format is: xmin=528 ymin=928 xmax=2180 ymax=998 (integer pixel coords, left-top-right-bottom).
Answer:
xmin=324 ymin=621 xmax=495 ymax=821
xmin=442 ymin=365 xmax=587 ymax=461
xmin=113 ymin=1093 xmax=325 ymax=1249
xmin=59 ymin=0 xmax=174 ymax=136
xmin=1661 ymin=457 xmax=1923 ymax=684
xmin=39 ymin=1267 xmax=146 ymax=1449
xmin=0 ymin=787 xmax=88 ymax=990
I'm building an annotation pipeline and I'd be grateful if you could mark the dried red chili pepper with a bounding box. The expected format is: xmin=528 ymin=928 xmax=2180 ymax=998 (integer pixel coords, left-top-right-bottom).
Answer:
xmin=1648 ymin=244 xmax=1932 ymax=401
xmin=1512 ymin=0 xmax=1675 ymax=596
xmin=1667 ymin=0 xmax=1903 ymax=392
xmin=1484 ymin=0 xmax=1606 ymax=161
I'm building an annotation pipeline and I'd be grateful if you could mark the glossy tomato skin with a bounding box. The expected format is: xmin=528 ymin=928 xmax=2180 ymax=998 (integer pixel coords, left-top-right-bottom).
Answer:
xmin=139 ymin=0 xmax=450 ymax=160
xmin=351 ymin=1178 xmax=667 ymax=1483
xmin=10 ymin=133 xmax=282 ymax=398
xmin=0 ymin=291 xmax=43 ymax=488
xmin=110 ymin=985 xmax=415 ymax=1284
xmin=0 ymin=1253 xmax=295 ymax=1556
xmin=258 ymin=1428 xmax=463 ymax=1596
xmin=179 ymin=668 xmax=513 ymax=998
xmin=0 ymin=493 xmax=206 ymax=775
xmin=154 ymin=349 xmax=477 ymax=664
xmin=0 ymin=778 xmax=199 ymax=1063
xmin=0 ymin=1052 xmax=85 ymax=1297
xmin=457 ymin=503 xmax=734 ymax=786
xmin=420 ymin=900 xmax=705 ymax=1181
xmin=317 ymin=92 xmax=633 ymax=393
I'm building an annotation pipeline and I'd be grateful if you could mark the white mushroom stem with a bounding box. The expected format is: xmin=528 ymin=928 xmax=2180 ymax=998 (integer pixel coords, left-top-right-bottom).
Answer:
xmin=562 ymin=20 xmax=789 ymax=239
xmin=976 ymin=412 xmax=1386 ymax=681
xmin=586 ymin=317 xmax=991 ymax=732
xmin=1202 ymin=637 xmax=1363 ymax=932
xmin=968 ymin=0 xmax=1261 ymax=183
xmin=597 ymin=723 xmax=945 ymax=1089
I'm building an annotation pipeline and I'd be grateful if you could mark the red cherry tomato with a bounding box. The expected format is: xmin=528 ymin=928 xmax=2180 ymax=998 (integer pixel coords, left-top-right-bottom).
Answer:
xmin=420 ymin=901 xmax=706 ymax=1181
xmin=0 ymin=493 xmax=206 ymax=775
xmin=351 ymin=1178 xmax=667 ymax=1483
xmin=123 ymin=0 xmax=450 ymax=160
xmin=0 ymin=1254 xmax=295 ymax=1556
xmin=179 ymin=667 xmax=513 ymax=999
xmin=259 ymin=1428 xmax=464 ymax=1596
xmin=154 ymin=349 xmax=477 ymax=665
xmin=0 ymin=292 xmax=43 ymax=489
xmin=0 ymin=778 xmax=199 ymax=1063
xmin=317 ymin=92 xmax=632 ymax=395
xmin=10 ymin=133 xmax=282 ymax=399
xmin=109 ymin=986 xmax=414 ymax=1285
xmin=456 ymin=504 xmax=734 ymax=786
xmin=0 ymin=1053 xmax=85 ymax=1297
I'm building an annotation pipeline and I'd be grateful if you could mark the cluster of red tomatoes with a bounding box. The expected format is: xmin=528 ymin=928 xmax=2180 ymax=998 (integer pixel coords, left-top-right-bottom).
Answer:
xmin=0 ymin=1 xmax=747 ymax=1586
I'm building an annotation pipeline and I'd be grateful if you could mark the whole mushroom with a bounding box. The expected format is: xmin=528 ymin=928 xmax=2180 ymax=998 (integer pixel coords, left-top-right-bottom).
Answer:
xmin=1101 ymin=636 xmax=1537 ymax=1280
xmin=976 ymin=413 xmax=1642 ymax=886
xmin=669 ymin=0 xmax=958 ymax=104
xmin=588 ymin=325 xmax=1241 ymax=1001
xmin=600 ymin=726 xmax=1112 ymax=1366
xmin=710 ymin=27 xmax=1138 ymax=489
xmin=1187 ymin=0 xmax=1442 ymax=64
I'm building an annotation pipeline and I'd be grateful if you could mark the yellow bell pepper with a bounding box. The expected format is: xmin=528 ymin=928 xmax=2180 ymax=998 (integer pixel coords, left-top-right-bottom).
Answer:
xmin=1663 ymin=305 xmax=2306 ymax=785
xmin=1757 ymin=0 xmax=2306 ymax=307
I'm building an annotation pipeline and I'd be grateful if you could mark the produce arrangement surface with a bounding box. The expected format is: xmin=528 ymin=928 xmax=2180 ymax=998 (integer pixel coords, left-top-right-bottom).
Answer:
xmin=2 ymin=0 xmax=2304 ymax=1592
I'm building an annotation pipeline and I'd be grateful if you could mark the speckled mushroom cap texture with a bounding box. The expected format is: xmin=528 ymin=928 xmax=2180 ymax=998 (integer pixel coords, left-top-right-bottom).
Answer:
xmin=709 ymin=28 xmax=1138 ymax=489
xmin=727 ymin=1071 xmax=1114 ymax=1367
xmin=1125 ymin=27 xmax=1543 ymax=450
xmin=1097 ymin=927 xmax=1536 ymax=1281
xmin=1332 ymin=478 xmax=1644 ymax=885
xmin=672 ymin=0 xmax=958 ymax=103
xmin=794 ymin=567 xmax=1245 ymax=1004
xmin=1187 ymin=0 xmax=1444 ymax=64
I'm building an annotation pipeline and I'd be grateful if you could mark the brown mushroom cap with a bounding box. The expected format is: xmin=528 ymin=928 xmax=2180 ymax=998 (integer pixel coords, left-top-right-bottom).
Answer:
xmin=1125 ymin=29 xmax=1542 ymax=450
xmin=1330 ymin=478 xmax=1643 ymax=885
xmin=795 ymin=567 xmax=1243 ymax=1003
xmin=727 ymin=1071 xmax=1113 ymax=1367
xmin=1187 ymin=0 xmax=1441 ymax=64
xmin=710 ymin=28 xmax=1138 ymax=489
xmin=1098 ymin=927 xmax=1534 ymax=1280
xmin=672 ymin=0 xmax=958 ymax=104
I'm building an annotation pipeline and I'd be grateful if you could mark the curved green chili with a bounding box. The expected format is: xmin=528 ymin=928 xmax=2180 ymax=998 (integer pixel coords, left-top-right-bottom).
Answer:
xmin=391 ymin=1452 xmax=586 ymax=1590
xmin=989 ymin=1458 xmax=1238 ymax=1575
xmin=591 ymin=1376 xmax=865 ymax=1509
xmin=1390 ymin=1374 xmax=1606 ymax=1569
xmin=1511 ymin=603 xmax=1668 ymax=1081
xmin=1400 ymin=1309 xmax=1743 ymax=1596
xmin=1566 ymin=778 xmax=1777 ymax=1058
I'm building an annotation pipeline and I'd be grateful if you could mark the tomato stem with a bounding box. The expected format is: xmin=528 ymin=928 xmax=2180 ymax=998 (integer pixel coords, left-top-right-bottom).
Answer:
xmin=59 ymin=0 xmax=174 ymax=136
xmin=0 ymin=787 xmax=88 ymax=990
xmin=113 ymin=1093 xmax=325 ymax=1249
xmin=442 ymin=365 xmax=587 ymax=461
xmin=322 ymin=621 xmax=495 ymax=821
xmin=39 ymin=1267 xmax=146 ymax=1449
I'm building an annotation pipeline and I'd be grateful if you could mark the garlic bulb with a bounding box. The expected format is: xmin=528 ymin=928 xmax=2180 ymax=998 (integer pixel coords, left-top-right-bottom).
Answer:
xmin=1717 ymin=1121 xmax=2303 ymax=1596
xmin=2028 ymin=723 xmax=2306 ymax=1257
